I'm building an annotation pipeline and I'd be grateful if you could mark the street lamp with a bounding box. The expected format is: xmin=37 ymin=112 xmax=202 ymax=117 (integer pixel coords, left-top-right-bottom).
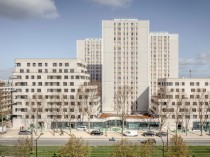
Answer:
xmin=160 ymin=135 xmax=165 ymax=157
xmin=35 ymin=133 xmax=43 ymax=157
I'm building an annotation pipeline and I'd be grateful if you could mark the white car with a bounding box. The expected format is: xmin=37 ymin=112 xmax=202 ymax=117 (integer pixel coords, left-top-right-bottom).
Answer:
xmin=123 ymin=130 xmax=138 ymax=137
xmin=76 ymin=126 xmax=87 ymax=131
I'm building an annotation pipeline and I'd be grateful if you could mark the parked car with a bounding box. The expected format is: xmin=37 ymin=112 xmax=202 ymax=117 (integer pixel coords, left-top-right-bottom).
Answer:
xmin=90 ymin=130 xmax=103 ymax=135
xmin=123 ymin=130 xmax=138 ymax=137
xmin=156 ymin=131 xmax=167 ymax=137
xmin=142 ymin=130 xmax=155 ymax=136
xmin=0 ymin=126 xmax=7 ymax=134
xmin=109 ymin=137 xmax=115 ymax=141
xmin=18 ymin=130 xmax=32 ymax=135
xmin=141 ymin=138 xmax=156 ymax=144
xmin=76 ymin=126 xmax=87 ymax=131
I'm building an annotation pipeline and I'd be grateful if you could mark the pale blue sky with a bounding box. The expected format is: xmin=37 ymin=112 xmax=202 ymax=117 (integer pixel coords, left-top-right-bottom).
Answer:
xmin=0 ymin=0 xmax=210 ymax=79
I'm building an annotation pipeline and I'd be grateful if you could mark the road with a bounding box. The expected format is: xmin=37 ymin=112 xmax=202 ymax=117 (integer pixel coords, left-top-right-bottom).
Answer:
xmin=0 ymin=137 xmax=210 ymax=146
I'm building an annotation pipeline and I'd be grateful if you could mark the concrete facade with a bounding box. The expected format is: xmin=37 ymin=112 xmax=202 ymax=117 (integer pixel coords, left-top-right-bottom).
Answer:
xmin=151 ymin=78 xmax=210 ymax=131
xmin=77 ymin=39 xmax=102 ymax=82
xmin=12 ymin=58 xmax=100 ymax=129
xmin=102 ymin=19 xmax=150 ymax=114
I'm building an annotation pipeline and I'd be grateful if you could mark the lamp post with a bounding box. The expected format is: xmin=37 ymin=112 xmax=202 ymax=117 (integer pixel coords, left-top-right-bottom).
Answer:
xmin=160 ymin=136 xmax=165 ymax=157
xmin=35 ymin=133 xmax=43 ymax=157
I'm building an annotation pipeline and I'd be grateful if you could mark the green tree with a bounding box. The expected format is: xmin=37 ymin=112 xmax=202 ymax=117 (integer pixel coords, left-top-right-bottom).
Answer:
xmin=167 ymin=135 xmax=192 ymax=157
xmin=58 ymin=135 xmax=91 ymax=157
xmin=139 ymin=141 xmax=154 ymax=157
xmin=14 ymin=137 xmax=32 ymax=157
xmin=110 ymin=139 xmax=138 ymax=157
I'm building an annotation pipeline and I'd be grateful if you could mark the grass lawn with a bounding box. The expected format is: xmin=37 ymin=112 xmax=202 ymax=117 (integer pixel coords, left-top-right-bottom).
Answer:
xmin=0 ymin=145 xmax=210 ymax=157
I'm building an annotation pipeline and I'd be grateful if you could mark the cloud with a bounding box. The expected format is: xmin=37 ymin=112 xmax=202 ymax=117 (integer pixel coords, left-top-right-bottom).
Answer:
xmin=179 ymin=52 xmax=210 ymax=66
xmin=89 ymin=0 xmax=134 ymax=8
xmin=0 ymin=0 xmax=59 ymax=19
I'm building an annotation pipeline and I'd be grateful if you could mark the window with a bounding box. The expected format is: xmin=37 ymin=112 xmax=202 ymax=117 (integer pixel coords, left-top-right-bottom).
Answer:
xmin=70 ymin=82 xmax=74 ymax=86
xmin=53 ymin=63 xmax=57 ymax=67
xmin=65 ymin=63 xmax=69 ymax=67
xmin=27 ymin=63 xmax=30 ymax=67
xmin=16 ymin=63 xmax=21 ymax=67
xmin=37 ymin=75 xmax=41 ymax=79
xmin=38 ymin=63 xmax=42 ymax=67
xmin=63 ymin=82 xmax=67 ymax=86
xmin=190 ymin=82 xmax=194 ymax=86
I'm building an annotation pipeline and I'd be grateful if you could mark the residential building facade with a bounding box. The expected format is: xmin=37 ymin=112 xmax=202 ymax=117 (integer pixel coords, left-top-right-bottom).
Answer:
xmin=12 ymin=58 xmax=100 ymax=129
xmin=102 ymin=19 xmax=150 ymax=114
xmin=150 ymin=33 xmax=178 ymax=97
xmin=0 ymin=80 xmax=12 ymax=128
xmin=151 ymin=78 xmax=210 ymax=131
xmin=77 ymin=38 xmax=102 ymax=82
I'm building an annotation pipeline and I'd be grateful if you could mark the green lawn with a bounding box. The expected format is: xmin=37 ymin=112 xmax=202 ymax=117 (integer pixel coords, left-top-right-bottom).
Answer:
xmin=0 ymin=145 xmax=210 ymax=157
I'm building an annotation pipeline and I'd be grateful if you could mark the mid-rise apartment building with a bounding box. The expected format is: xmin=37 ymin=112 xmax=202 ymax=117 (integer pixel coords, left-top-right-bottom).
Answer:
xmin=12 ymin=58 xmax=100 ymax=129
xmin=151 ymin=78 xmax=210 ymax=130
xmin=150 ymin=33 xmax=178 ymax=97
xmin=77 ymin=38 xmax=102 ymax=82
xmin=0 ymin=80 xmax=12 ymax=128
xmin=102 ymin=19 xmax=150 ymax=114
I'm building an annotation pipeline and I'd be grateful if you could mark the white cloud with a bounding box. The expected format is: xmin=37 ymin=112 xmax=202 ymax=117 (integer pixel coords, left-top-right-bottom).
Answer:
xmin=180 ymin=52 xmax=210 ymax=66
xmin=0 ymin=0 xmax=59 ymax=19
xmin=89 ymin=0 xmax=134 ymax=8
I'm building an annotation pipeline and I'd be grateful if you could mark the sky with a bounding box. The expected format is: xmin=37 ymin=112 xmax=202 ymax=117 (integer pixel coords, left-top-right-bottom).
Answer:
xmin=0 ymin=0 xmax=210 ymax=79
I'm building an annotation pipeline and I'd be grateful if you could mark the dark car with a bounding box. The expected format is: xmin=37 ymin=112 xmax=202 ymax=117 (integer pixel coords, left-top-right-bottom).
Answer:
xmin=141 ymin=138 xmax=156 ymax=144
xmin=156 ymin=131 xmax=167 ymax=137
xmin=142 ymin=130 xmax=155 ymax=136
xmin=18 ymin=130 xmax=32 ymax=135
xmin=90 ymin=130 xmax=103 ymax=135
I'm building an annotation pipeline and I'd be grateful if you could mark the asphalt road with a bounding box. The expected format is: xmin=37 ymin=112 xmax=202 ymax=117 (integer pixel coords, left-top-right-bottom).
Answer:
xmin=0 ymin=137 xmax=210 ymax=146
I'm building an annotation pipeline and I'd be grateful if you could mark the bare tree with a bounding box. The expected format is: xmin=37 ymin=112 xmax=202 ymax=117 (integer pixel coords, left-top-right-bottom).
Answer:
xmin=181 ymin=99 xmax=192 ymax=137
xmin=76 ymin=85 xmax=100 ymax=133
xmin=0 ymin=84 xmax=12 ymax=133
xmin=64 ymin=96 xmax=77 ymax=135
xmin=26 ymin=94 xmax=46 ymax=135
xmin=49 ymin=94 xmax=65 ymax=133
xmin=114 ymin=85 xmax=131 ymax=136
xmin=152 ymin=95 xmax=171 ymax=133
xmin=195 ymin=89 xmax=210 ymax=136
xmin=173 ymin=92 xmax=187 ymax=136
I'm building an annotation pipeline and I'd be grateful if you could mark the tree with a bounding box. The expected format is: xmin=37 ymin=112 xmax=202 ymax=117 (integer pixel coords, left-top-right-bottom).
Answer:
xmin=64 ymin=96 xmax=78 ymax=135
xmin=139 ymin=141 xmax=154 ymax=157
xmin=195 ymin=89 xmax=210 ymax=136
xmin=181 ymin=99 xmax=192 ymax=137
xmin=173 ymin=92 xmax=187 ymax=136
xmin=26 ymin=94 xmax=46 ymax=135
xmin=110 ymin=139 xmax=138 ymax=157
xmin=76 ymin=85 xmax=100 ymax=133
xmin=152 ymin=94 xmax=171 ymax=133
xmin=58 ymin=135 xmax=91 ymax=157
xmin=167 ymin=135 xmax=192 ymax=157
xmin=0 ymin=83 xmax=12 ymax=133
xmin=14 ymin=137 xmax=32 ymax=157
xmin=114 ymin=85 xmax=131 ymax=136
